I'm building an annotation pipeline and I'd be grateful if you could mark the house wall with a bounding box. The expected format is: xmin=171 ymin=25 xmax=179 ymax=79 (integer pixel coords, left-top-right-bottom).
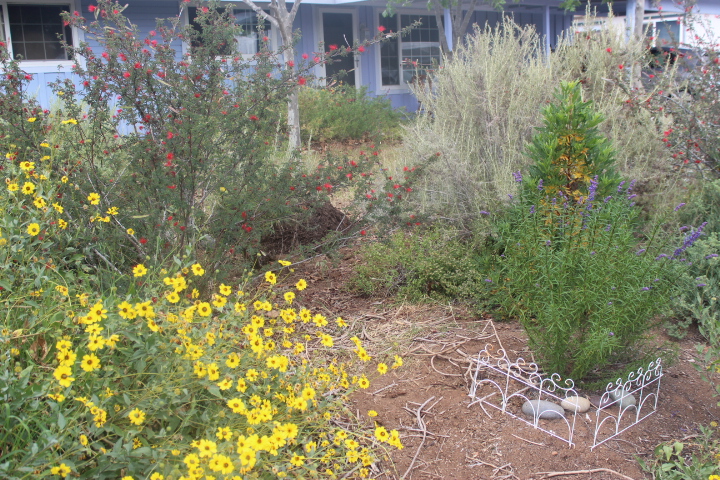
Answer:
xmin=371 ymin=7 xmax=574 ymax=111
xmin=14 ymin=0 xmax=574 ymax=113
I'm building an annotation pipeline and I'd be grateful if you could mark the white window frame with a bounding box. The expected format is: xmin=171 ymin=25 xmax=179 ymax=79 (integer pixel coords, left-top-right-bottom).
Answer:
xmin=180 ymin=2 xmax=279 ymax=60
xmin=317 ymin=7 xmax=359 ymax=87
xmin=644 ymin=15 xmax=684 ymax=48
xmin=0 ymin=0 xmax=81 ymax=67
xmin=374 ymin=7 xmax=443 ymax=93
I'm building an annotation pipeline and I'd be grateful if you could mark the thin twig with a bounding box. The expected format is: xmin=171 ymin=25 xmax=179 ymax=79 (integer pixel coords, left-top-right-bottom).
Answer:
xmin=536 ymin=468 xmax=635 ymax=480
xmin=372 ymin=383 xmax=397 ymax=395
xmin=467 ymin=456 xmax=519 ymax=480
xmin=401 ymin=396 xmax=434 ymax=480
xmin=510 ymin=433 xmax=545 ymax=446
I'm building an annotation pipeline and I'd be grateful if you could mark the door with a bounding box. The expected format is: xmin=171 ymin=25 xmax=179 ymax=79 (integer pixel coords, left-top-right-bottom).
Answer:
xmin=322 ymin=12 xmax=355 ymax=86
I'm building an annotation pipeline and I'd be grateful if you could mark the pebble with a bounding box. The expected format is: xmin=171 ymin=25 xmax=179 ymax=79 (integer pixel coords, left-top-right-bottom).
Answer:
xmin=610 ymin=389 xmax=637 ymax=409
xmin=521 ymin=399 xmax=565 ymax=419
xmin=560 ymin=396 xmax=591 ymax=413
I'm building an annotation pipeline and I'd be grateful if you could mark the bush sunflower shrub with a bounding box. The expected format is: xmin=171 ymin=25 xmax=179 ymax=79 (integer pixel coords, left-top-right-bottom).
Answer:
xmin=489 ymin=82 xmax=687 ymax=381
xmin=0 ymin=121 xmax=404 ymax=479
xmin=298 ymin=85 xmax=403 ymax=144
xmin=2 ymin=258 xmax=403 ymax=479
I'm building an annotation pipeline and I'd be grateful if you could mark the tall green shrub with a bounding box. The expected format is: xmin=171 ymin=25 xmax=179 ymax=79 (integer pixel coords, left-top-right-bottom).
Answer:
xmin=492 ymin=82 xmax=682 ymax=381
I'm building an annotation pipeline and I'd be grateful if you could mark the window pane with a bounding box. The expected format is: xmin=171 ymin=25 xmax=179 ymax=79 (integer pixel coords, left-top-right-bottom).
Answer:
xmin=400 ymin=14 xmax=440 ymax=83
xmin=657 ymin=21 xmax=680 ymax=46
xmin=233 ymin=9 xmax=270 ymax=55
xmin=379 ymin=14 xmax=399 ymax=85
xmin=189 ymin=7 xmax=269 ymax=56
xmin=8 ymin=5 xmax=72 ymax=60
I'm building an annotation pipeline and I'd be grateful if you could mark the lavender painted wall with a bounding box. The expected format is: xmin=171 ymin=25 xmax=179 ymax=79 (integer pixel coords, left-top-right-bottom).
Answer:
xmin=16 ymin=0 xmax=574 ymax=111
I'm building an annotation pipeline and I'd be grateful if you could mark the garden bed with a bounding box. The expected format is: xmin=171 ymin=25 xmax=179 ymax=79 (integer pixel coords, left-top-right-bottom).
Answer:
xmin=289 ymin=247 xmax=720 ymax=480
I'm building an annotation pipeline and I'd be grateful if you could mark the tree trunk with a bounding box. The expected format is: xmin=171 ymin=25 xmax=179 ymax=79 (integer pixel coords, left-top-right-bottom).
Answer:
xmin=286 ymin=74 xmax=301 ymax=151
xmin=631 ymin=0 xmax=645 ymax=90
xmin=241 ymin=0 xmax=302 ymax=151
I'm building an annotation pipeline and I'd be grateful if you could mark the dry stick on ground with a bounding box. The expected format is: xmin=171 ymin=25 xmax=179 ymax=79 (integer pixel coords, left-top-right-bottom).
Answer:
xmin=466 ymin=455 xmax=520 ymax=480
xmin=400 ymin=396 xmax=436 ymax=480
xmin=536 ymin=468 xmax=635 ymax=480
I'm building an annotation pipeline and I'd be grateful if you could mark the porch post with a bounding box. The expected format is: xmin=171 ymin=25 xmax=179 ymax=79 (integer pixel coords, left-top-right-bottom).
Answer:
xmin=444 ymin=8 xmax=453 ymax=51
xmin=543 ymin=4 xmax=551 ymax=58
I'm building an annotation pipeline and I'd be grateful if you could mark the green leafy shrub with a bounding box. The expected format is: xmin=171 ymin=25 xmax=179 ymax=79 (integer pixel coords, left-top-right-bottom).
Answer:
xmin=348 ymin=228 xmax=485 ymax=301
xmin=638 ymin=424 xmax=720 ymax=479
xmin=667 ymin=231 xmax=719 ymax=339
xmin=677 ymin=179 xmax=720 ymax=236
xmin=298 ymin=85 xmax=403 ymax=143
xmin=490 ymin=82 xmax=683 ymax=381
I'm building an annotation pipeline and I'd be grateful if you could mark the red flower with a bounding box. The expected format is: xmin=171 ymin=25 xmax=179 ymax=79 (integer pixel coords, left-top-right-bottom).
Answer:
xmin=606 ymin=48 xmax=612 ymax=53
xmin=618 ymin=64 xmax=624 ymax=69
xmin=88 ymin=4 xmax=97 ymax=12
xmin=358 ymin=46 xmax=365 ymax=53
xmin=302 ymin=53 xmax=309 ymax=59
xmin=167 ymin=153 xmax=174 ymax=160
xmin=168 ymin=185 xmax=177 ymax=189
xmin=360 ymin=230 xmax=366 ymax=235
xmin=123 ymin=72 xmax=131 ymax=78
xmin=298 ymin=77 xmax=307 ymax=85
xmin=378 ymin=25 xmax=386 ymax=32
xmin=329 ymin=45 xmax=338 ymax=51
xmin=249 ymin=115 xmax=259 ymax=121
xmin=140 ymin=237 xmax=148 ymax=244
xmin=134 ymin=62 xmax=142 ymax=69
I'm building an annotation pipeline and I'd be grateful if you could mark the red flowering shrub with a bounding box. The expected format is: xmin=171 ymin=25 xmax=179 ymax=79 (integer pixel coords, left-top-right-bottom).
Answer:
xmin=0 ymin=0 xmax=425 ymax=276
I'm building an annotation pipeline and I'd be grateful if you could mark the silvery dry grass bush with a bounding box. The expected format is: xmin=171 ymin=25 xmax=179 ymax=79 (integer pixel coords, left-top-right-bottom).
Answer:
xmin=405 ymin=14 xmax=676 ymax=226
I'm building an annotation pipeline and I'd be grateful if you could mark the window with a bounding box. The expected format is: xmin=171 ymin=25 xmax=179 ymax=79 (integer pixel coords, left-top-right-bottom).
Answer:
xmin=379 ymin=13 xmax=441 ymax=86
xmin=645 ymin=17 xmax=681 ymax=47
xmin=188 ymin=6 xmax=271 ymax=57
xmin=2 ymin=4 xmax=73 ymax=61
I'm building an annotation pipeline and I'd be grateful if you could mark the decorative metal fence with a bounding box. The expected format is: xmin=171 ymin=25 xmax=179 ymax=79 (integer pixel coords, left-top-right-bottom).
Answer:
xmin=468 ymin=344 xmax=663 ymax=449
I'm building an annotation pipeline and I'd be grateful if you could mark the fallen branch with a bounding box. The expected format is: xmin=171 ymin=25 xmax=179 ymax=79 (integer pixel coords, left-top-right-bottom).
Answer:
xmin=536 ymin=468 xmax=635 ymax=480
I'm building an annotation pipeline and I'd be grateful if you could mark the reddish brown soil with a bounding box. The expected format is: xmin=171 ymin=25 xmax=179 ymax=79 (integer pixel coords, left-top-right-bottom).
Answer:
xmin=288 ymin=245 xmax=720 ymax=480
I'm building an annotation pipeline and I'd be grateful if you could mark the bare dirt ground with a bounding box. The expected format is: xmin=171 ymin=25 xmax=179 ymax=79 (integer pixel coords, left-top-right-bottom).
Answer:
xmin=286 ymin=245 xmax=720 ymax=480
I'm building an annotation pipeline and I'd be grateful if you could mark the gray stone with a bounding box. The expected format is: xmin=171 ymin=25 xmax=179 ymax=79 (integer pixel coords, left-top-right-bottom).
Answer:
xmin=521 ymin=399 xmax=565 ymax=419
xmin=610 ymin=388 xmax=637 ymax=409
xmin=560 ymin=396 xmax=591 ymax=413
